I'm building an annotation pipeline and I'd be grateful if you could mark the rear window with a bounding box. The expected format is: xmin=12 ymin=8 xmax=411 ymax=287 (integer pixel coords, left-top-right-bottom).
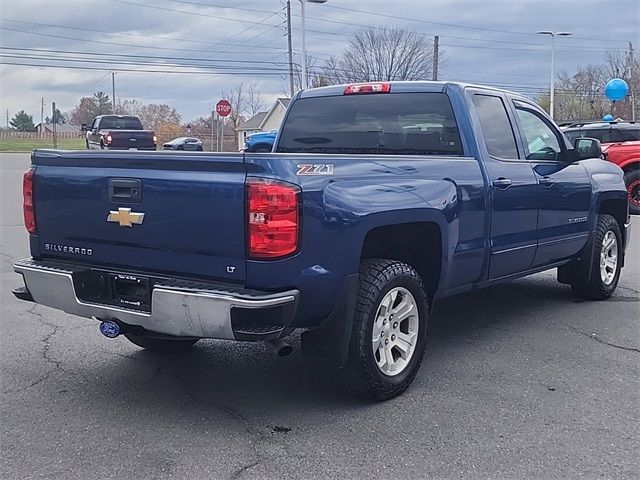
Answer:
xmin=276 ymin=92 xmax=463 ymax=155
xmin=100 ymin=116 xmax=143 ymax=130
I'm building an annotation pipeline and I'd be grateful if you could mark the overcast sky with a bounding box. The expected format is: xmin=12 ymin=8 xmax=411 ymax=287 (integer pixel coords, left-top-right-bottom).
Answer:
xmin=0 ymin=0 xmax=638 ymax=124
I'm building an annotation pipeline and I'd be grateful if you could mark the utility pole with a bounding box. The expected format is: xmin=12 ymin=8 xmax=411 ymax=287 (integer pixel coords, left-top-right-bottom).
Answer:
xmin=286 ymin=0 xmax=295 ymax=97
xmin=220 ymin=116 xmax=224 ymax=152
xmin=6 ymin=109 xmax=9 ymax=129
xmin=52 ymin=102 xmax=58 ymax=149
xmin=40 ymin=97 xmax=44 ymax=135
xmin=629 ymin=41 xmax=635 ymax=122
xmin=111 ymin=71 xmax=117 ymax=114
xmin=432 ymin=35 xmax=439 ymax=81
xmin=211 ymin=110 xmax=218 ymax=152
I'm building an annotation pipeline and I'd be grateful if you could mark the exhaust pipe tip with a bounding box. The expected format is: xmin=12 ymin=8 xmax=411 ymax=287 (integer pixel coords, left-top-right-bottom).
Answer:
xmin=99 ymin=321 xmax=121 ymax=338
xmin=266 ymin=338 xmax=293 ymax=357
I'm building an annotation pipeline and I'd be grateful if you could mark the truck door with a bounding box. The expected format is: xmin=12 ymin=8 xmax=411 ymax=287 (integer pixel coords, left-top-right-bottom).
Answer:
xmin=470 ymin=93 xmax=539 ymax=279
xmin=88 ymin=118 xmax=98 ymax=148
xmin=511 ymin=100 xmax=592 ymax=267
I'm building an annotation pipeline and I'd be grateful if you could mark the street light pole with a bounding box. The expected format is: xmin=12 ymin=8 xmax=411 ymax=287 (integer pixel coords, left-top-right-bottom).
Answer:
xmin=537 ymin=31 xmax=572 ymax=120
xmin=299 ymin=0 xmax=327 ymax=90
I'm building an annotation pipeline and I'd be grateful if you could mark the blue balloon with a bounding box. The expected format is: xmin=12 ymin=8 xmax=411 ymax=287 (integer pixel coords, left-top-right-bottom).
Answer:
xmin=605 ymin=78 xmax=629 ymax=101
xmin=603 ymin=114 xmax=614 ymax=122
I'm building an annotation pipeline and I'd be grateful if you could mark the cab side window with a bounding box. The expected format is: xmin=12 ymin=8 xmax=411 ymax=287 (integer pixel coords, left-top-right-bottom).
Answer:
xmin=472 ymin=94 xmax=519 ymax=159
xmin=514 ymin=106 xmax=562 ymax=161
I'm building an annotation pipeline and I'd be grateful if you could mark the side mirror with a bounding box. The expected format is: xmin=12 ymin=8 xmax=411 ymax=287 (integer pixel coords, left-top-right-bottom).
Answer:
xmin=81 ymin=123 xmax=88 ymax=132
xmin=573 ymin=137 xmax=602 ymax=160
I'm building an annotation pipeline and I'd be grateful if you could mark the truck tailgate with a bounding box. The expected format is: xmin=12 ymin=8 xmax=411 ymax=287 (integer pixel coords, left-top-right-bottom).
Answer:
xmin=108 ymin=130 xmax=155 ymax=149
xmin=32 ymin=151 xmax=247 ymax=283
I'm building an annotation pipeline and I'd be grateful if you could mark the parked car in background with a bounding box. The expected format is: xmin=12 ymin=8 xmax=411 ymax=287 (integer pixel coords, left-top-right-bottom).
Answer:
xmin=162 ymin=137 xmax=204 ymax=151
xmin=83 ymin=115 xmax=156 ymax=150
xmin=563 ymin=122 xmax=639 ymax=214
xmin=243 ymin=130 xmax=276 ymax=152
xmin=562 ymin=122 xmax=640 ymax=144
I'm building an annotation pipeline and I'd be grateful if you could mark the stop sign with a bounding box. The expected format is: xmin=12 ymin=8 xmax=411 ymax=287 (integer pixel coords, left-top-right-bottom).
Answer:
xmin=216 ymin=100 xmax=232 ymax=117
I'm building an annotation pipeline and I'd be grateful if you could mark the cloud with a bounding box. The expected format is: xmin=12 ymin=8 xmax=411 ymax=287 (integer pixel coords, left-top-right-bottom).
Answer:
xmin=1 ymin=0 xmax=637 ymax=123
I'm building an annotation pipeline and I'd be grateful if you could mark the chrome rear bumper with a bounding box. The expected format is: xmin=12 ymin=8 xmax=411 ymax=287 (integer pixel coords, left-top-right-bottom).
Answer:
xmin=14 ymin=258 xmax=298 ymax=340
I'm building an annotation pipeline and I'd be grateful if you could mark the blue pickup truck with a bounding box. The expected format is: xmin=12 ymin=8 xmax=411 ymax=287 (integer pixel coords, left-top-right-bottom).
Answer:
xmin=243 ymin=130 xmax=276 ymax=152
xmin=13 ymin=81 xmax=630 ymax=400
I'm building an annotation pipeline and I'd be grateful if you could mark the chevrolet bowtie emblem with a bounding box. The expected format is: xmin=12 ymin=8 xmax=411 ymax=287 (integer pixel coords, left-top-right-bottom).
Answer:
xmin=107 ymin=208 xmax=145 ymax=227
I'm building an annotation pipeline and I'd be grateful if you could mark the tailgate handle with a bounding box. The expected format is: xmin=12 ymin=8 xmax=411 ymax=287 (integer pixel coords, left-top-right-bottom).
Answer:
xmin=109 ymin=178 xmax=141 ymax=202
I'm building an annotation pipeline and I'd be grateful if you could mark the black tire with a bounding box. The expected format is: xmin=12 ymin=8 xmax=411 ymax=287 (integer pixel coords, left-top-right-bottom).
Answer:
xmin=253 ymin=145 xmax=272 ymax=153
xmin=570 ymin=214 xmax=622 ymax=300
xmin=196 ymin=146 xmax=203 ymax=151
xmin=345 ymin=259 xmax=430 ymax=401
xmin=124 ymin=333 xmax=199 ymax=353
xmin=624 ymin=168 xmax=640 ymax=215
xmin=177 ymin=145 xmax=184 ymax=150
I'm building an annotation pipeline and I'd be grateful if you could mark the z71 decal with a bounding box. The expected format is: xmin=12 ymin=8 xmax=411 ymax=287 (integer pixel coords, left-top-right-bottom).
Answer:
xmin=296 ymin=164 xmax=334 ymax=176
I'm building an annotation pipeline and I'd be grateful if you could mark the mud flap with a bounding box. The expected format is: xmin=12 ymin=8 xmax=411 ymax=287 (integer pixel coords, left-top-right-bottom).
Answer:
xmin=301 ymin=273 xmax=359 ymax=368
xmin=557 ymin=232 xmax=595 ymax=285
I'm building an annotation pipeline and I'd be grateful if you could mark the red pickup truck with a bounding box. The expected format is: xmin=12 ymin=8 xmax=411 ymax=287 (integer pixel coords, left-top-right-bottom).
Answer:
xmin=563 ymin=123 xmax=639 ymax=214
xmin=602 ymin=141 xmax=640 ymax=214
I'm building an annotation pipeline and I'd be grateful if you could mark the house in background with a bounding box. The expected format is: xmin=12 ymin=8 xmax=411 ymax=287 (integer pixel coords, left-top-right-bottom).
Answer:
xmin=35 ymin=123 xmax=81 ymax=134
xmin=236 ymin=98 xmax=290 ymax=149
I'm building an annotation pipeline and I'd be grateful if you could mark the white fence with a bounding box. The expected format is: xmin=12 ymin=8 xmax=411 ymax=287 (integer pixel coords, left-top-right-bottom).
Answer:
xmin=0 ymin=131 xmax=82 ymax=139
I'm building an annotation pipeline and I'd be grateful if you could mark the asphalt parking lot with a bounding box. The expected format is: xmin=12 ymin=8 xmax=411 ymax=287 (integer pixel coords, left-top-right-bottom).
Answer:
xmin=1 ymin=151 xmax=638 ymax=480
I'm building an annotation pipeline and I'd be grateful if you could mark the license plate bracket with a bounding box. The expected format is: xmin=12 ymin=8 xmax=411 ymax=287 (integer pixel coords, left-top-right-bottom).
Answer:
xmin=111 ymin=274 xmax=150 ymax=311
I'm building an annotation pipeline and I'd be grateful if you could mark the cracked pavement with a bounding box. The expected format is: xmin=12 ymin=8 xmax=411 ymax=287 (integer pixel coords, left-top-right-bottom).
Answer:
xmin=1 ymin=153 xmax=638 ymax=479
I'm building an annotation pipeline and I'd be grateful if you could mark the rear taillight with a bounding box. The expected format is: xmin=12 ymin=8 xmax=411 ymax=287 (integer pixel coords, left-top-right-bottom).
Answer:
xmin=247 ymin=178 xmax=300 ymax=259
xmin=23 ymin=168 xmax=36 ymax=234
xmin=344 ymin=83 xmax=391 ymax=95
xmin=153 ymin=135 xmax=157 ymax=143
xmin=104 ymin=134 xmax=112 ymax=144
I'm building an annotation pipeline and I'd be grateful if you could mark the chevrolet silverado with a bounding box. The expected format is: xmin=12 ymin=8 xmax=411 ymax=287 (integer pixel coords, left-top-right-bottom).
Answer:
xmin=14 ymin=82 xmax=630 ymax=400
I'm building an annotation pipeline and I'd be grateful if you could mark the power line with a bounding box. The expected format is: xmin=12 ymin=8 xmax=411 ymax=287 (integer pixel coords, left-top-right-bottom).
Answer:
xmin=0 ymin=53 xmax=291 ymax=73
xmin=323 ymin=4 xmax=630 ymax=44
xmin=300 ymin=13 xmax=618 ymax=51
xmin=0 ymin=60 xmax=290 ymax=76
xmin=111 ymin=0 xmax=279 ymax=25
xmin=85 ymin=71 xmax=111 ymax=90
xmin=163 ymin=0 xmax=275 ymax=15
xmin=1 ymin=18 xmax=219 ymax=46
xmin=0 ymin=26 xmax=284 ymax=54
xmin=0 ymin=46 xmax=291 ymax=66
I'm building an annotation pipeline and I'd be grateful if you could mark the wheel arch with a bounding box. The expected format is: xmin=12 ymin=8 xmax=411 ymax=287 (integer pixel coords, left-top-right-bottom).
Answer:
xmin=360 ymin=221 xmax=444 ymax=296
xmin=251 ymin=143 xmax=273 ymax=152
xmin=620 ymin=160 xmax=640 ymax=172
xmin=597 ymin=197 xmax=628 ymax=262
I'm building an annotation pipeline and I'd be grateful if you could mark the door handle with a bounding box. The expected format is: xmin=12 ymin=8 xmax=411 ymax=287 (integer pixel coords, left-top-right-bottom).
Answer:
xmin=539 ymin=176 xmax=555 ymax=187
xmin=109 ymin=178 xmax=142 ymax=202
xmin=492 ymin=177 xmax=512 ymax=189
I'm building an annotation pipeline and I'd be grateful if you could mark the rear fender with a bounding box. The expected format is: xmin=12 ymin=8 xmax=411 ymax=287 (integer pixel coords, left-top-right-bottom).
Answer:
xmin=322 ymin=178 xmax=455 ymax=285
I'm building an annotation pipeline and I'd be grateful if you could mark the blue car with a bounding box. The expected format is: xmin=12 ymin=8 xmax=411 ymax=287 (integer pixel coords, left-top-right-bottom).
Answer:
xmin=244 ymin=130 xmax=276 ymax=152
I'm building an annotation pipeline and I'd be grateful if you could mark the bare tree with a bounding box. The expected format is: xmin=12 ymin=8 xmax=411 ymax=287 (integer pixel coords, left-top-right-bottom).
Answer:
xmin=220 ymin=81 xmax=265 ymax=131
xmin=543 ymin=49 xmax=639 ymax=122
xmin=322 ymin=26 xmax=435 ymax=84
xmin=287 ymin=54 xmax=329 ymax=93
xmin=550 ymin=65 xmax=609 ymax=121
xmin=220 ymin=81 xmax=267 ymax=149
xmin=245 ymin=82 xmax=266 ymax=117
